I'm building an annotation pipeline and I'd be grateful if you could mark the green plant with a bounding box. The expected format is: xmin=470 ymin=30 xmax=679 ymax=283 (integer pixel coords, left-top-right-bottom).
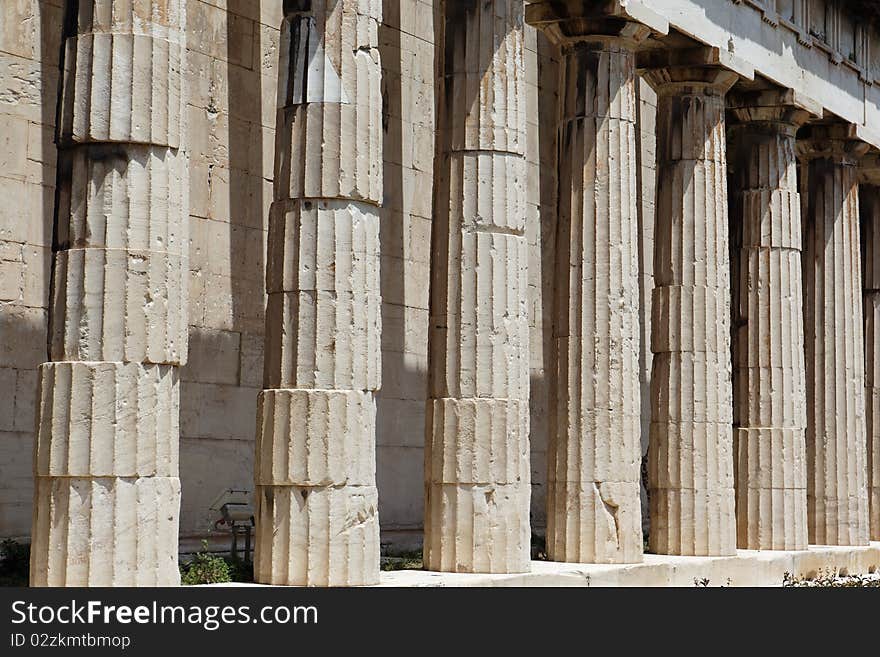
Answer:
xmin=180 ymin=541 xmax=231 ymax=585
xmin=783 ymin=569 xmax=880 ymax=587
xmin=0 ymin=539 xmax=30 ymax=587
xmin=380 ymin=551 xmax=423 ymax=572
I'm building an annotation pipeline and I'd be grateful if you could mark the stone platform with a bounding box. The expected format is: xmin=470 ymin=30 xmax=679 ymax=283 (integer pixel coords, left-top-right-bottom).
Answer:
xmin=377 ymin=543 xmax=880 ymax=587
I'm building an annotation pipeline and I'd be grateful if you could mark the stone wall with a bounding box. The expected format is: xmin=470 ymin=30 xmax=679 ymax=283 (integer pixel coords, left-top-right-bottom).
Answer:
xmin=0 ymin=0 xmax=62 ymax=540
xmin=374 ymin=0 xmax=437 ymax=539
xmin=177 ymin=0 xmax=275 ymax=540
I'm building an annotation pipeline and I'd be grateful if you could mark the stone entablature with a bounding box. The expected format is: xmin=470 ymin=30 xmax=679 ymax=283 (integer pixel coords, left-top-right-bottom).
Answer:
xmin=639 ymin=0 xmax=880 ymax=148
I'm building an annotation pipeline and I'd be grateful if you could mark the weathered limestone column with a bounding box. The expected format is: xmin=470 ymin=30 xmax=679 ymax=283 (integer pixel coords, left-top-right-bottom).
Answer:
xmin=254 ymin=0 xmax=383 ymax=586
xmin=30 ymin=1 xmax=188 ymax=586
xmin=727 ymin=90 xmax=813 ymax=550
xmin=862 ymin=174 xmax=880 ymax=540
xmin=423 ymin=0 xmax=530 ymax=574
xmin=527 ymin=1 xmax=665 ymax=564
xmin=798 ymin=125 xmax=870 ymax=546
xmin=640 ymin=50 xmax=739 ymax=556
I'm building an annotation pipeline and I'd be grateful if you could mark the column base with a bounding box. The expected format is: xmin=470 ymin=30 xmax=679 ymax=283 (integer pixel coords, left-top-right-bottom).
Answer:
xmin=649 ymin=488 xmax=736 ymax=556
xmin=546 ymin=480 xmax=643 ymax=564
xmin=807 ymin=496 xmax=870 ymax=547
xmin=423 ymin=481 xmax=530 ymax=574
xmin=734 ymin=426 xmax=808 ymax=550
xmin=253 ymin=484 xmax=380 ymax=586
xmin=30 ymin=476 xmax=181 ymax=587
xmin=735 ymin=487 xmax=808 ymax=550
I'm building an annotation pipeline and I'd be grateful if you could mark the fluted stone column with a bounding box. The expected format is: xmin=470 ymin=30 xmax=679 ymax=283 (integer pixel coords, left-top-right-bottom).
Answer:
xmin=641 ymin=52 xmax=738 ymax=556
xmin=528 ymin=3 xmax=659 ymax=564
xmin=254 ymin=0 xmax=383 ymax=586
xmin=863 ymin=180 xmax=880 ymax=540
xmin=424 ymin=0 xmax=530 ymax=574
xmin=798 ymin=125 xmax=870 ymax=546
xmin=30 ymin=1 xmax=188 ymax=586
xmin=727 ymin=91 xmax=812 ymax=550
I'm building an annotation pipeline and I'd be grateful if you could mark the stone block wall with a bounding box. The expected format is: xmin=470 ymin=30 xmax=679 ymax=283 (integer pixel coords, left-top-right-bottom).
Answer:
xmin=177 ymin=0 xmax=276 ymax=539
xmin=374 ymin=0 xmax=437 ymax=538
xmin=0 ymin=0 xmax=62 ymax=539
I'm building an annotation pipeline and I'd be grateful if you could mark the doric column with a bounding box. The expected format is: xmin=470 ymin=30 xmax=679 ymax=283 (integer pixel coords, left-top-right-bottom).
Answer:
xmin=528 ymin=1 xmax=665 ymax=564
xmin=863 ymin=171 xmax=880 ymax=540
xmin=798 ymin=125 xmax=870 ymax=546
xmin=254 ymin=0 xmax=383 ymax=586
xmin=640 ymin=50 xmax=739 ymax=556
xmin=727 ymin=90 xmax=813 ymax=550
xmin=423 ymin=0 xmax=530 ymax=574
xmin=30 ymin=1 xmax=188 ymax=586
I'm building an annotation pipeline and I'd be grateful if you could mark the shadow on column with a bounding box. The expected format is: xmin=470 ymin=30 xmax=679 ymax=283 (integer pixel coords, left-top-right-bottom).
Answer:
xmin=532 ymin=31 xmax=560 ymax=547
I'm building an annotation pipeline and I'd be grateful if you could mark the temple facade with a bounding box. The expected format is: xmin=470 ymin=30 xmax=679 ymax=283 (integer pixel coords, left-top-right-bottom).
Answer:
xmin=2 ymin=0 xmax=880 ymax=585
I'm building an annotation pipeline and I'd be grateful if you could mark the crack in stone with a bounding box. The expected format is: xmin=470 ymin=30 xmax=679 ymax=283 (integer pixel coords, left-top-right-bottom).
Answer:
xmin=596 ymin=482 xmax=621 ymax=549
xmin=336 ymin=505 xmax=374 ymax=537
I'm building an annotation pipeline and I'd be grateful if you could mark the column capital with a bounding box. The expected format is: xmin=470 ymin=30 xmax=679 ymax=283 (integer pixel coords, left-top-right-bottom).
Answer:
xmin=727 ymin=88 xmax=820 ymax=133
xmin=282 ymin=0 xmax=308 ymax=15
xmin=859 ymin=152 xmax=880 ymax=186
xmin=526 ymin=0 xmax=667 ymax=47
xmin=796 ymin=124 xmax=871 ymax=164
xmin=637 ymin=47 xmax=751 ymax=95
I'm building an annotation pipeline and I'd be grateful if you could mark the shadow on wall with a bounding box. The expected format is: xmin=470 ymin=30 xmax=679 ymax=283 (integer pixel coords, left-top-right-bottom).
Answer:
xmin=178 ymin=0 xmax=267 ymax=538
xmin=375 ymin=0 xmax=432 ymax=541
xmin=0 ymin=0 xmax=63 ymax=541
xmin=227 ymin=3 xmax=266 ymax=342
